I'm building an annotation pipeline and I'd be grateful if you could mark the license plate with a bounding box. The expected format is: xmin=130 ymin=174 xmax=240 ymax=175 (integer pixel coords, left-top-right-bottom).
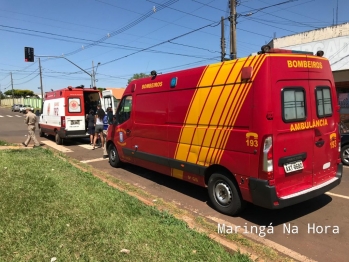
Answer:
xmin=71 ymin=120 xmax=80 ymax=125
xmin=284 ymin=160 xmax=304 ymax=173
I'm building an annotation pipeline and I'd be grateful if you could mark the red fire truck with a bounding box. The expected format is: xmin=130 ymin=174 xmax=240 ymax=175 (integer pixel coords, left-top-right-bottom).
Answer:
xmin=106 ymin=46 xmax=342 ymax=215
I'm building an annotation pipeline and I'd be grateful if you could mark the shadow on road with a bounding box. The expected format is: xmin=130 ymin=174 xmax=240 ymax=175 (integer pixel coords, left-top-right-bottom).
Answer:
xmin=42 ymin=134 xmax=90 ymax=146
xmin=112 ymin=163 xmax=334 ymax=224
xmin=239 ymin=194 xmax=332 ymax=226
xmin=120 ymin=163 xmax=208 ymax=203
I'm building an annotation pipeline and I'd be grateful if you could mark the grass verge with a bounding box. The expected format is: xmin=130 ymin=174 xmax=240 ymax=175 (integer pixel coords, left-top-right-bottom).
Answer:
xmin=0 ymin=140 xmax=10 ymax=146
xmin=0 ymin=148 xmax=252 ymax=262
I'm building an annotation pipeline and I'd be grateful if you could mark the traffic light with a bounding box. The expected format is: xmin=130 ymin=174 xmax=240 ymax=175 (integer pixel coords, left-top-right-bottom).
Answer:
xmin=24 ymin=47 xmax=34 ymax=62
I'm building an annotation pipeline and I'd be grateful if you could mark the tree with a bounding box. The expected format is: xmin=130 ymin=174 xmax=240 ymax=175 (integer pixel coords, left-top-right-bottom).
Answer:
xmin=4 ymin=89 xmax=34 ymax=97
xmin=127 ymin=73 xmax=150 ymax=84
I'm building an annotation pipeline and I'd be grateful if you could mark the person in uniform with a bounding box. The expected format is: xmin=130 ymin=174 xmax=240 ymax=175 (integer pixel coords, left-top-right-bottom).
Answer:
xmin=22 ymin=107 xmax=41 ymax=148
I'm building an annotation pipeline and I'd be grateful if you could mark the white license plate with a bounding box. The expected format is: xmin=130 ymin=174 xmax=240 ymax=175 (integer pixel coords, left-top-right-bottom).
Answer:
xmin=284 ymin=160 xmax=304 ymax=173
xmin=71 ymin=120 xmax=80 ymax=125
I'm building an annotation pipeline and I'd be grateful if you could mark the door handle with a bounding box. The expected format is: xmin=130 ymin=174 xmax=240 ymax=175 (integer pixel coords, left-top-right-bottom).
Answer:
xmin=126 ymin=129 xmax=131 ymax=135
xmin=315 ymin=139 xmax=325 ymax=147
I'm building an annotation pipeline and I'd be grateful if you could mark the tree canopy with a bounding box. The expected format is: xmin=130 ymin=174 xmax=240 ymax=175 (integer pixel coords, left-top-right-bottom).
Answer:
xmin=127 ymin=73 xmax=150 ymax=84
xmin=3 ymin=89 xmax=35 ymax=97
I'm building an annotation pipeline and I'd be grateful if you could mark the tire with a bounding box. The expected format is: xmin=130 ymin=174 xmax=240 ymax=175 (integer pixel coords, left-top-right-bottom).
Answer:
xmin=39 ymin=129 xmax=45 ymax=137
xmin=341 ymin=144 xmax=349 ymax=166
xmin=208 ymin=172 xmax=243 ymax=216
xmin=55 ymin=132 xmax=63 ymax=145
xmin=108 ymin=144 xmax=121 ymax=168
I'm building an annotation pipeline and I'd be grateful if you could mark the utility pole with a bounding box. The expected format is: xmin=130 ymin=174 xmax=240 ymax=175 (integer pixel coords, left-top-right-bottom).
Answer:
xmin=0 ymin=84 xmax=2 ymax=106
xmin=10 ymin=72 xmax=14 ymax=105
xmin=230 ymin=0 xmax=237 ymax=60
xmin=92 ymin=61 xmax=95 ymax=88
xmin=221 ymin=17 xmax=226 ymax=62
xmin=38 ymin=58 xmax=44 ymax=113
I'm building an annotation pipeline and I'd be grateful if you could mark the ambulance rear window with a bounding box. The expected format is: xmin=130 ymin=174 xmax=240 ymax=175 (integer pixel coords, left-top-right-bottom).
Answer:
xmin=316 ymin=86 xmax=332 ymax=118
xmin=282 ymin=87 xmax=306 ymax=122
xmin=68 ymin=98 xmax=81 ymax=113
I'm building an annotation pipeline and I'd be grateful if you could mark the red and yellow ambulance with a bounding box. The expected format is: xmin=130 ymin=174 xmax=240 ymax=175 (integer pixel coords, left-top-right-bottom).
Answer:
xmin=106 ymin=46 xmax=342 ymax=215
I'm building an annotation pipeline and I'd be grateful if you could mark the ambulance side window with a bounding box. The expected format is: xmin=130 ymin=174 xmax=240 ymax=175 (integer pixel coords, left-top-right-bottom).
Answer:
xmin=282 ymin=87 xmax=306 ymax=122
xmin=117 ymin=96 xmax=132 ymax=124
xmin=316 ymin=86 xmax=332 ymax=118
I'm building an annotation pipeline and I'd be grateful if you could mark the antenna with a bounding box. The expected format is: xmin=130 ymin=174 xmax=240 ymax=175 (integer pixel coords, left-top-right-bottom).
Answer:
xmin=333 ymin=8 xmax=334 ymax=26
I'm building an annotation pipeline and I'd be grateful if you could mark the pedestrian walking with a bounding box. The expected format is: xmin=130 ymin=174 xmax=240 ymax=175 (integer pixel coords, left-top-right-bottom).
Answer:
xmin=22 ymin=107 xmax=41 ymax=148
xmin=86 ymin=109 xmax=95 ymax=145
xmin=92 ymin=104 xmax=105 ymax=150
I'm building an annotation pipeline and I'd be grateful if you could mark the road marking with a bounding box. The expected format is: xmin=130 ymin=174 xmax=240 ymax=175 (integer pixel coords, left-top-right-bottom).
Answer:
xmin=78 ymin=144 xmax=94 ymax=150
xmin=41 ymin=140 xmax=73 ymax=153
xmin=0 ymin=115 xmax=3 ymax=117
xmin=6 ymin=115 xmax=13 ymax=117
xmin=15 ymin=115 xmax=22 ymax=117
xmin=80 ymin=158 xmax=108 ymax=163
xmin=326 ymin=192 xmax=349 ymax=200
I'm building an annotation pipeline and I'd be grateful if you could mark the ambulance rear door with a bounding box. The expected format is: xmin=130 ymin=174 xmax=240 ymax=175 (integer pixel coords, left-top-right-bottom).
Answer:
xmin=273 ymin=80 xmax=315 ymax=198
xmin=308 ymin=80 xmax=337 ymax=185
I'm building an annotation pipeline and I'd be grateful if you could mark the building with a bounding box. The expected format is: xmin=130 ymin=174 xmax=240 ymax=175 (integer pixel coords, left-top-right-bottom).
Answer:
xmin=268 ymin=22 xmax=349 ymax=122
xmin=104 ymin=87 xmax=125 ymax=100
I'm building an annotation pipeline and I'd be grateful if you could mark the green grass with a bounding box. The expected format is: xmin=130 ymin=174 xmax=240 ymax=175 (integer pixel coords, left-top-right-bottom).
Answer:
xmin=0 ymin=140 xmax=9 ymax=146
xmin=0 ymin=148 xmax=252 ymax=262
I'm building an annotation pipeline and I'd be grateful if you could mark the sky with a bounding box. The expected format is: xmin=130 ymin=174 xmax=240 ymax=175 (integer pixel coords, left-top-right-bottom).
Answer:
xmin=0 ymin=0 xmax=348 ymax=95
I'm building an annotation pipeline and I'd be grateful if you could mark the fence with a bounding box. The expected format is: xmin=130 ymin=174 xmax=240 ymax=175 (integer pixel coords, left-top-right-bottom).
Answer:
xmin=0 ymin=97 xmax=43 ymax=109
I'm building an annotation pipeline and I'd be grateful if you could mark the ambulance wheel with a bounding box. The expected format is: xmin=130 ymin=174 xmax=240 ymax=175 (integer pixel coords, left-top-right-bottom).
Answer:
xmin=208 ymin=172 xmax=243 ymax=216
xmin=55 ymin=132 xmax=63 ymax=145
xmin=341 ymin=144 xmax=349 ymax=166
xmin=39 ymin=130 xmax=44 ymax=137
xmin=108 ymin=144 xmax=121 ymax=168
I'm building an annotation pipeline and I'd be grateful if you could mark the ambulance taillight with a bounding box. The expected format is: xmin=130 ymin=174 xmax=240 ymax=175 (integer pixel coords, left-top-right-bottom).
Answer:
xmin=61 ymin=116 xmax=66 ymax=128
xmin=260 ymin=136 xmax=273 ymax=180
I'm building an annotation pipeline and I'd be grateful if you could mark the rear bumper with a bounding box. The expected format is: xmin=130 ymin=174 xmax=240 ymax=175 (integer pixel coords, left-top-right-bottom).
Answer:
xmin=58 ymin=128 xmax=89 ymax=139
xmin=249 ymin=163 xmax=343 ymax=209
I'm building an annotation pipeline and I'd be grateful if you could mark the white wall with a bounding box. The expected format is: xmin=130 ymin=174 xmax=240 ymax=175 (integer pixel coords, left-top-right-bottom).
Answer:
xmin=0 ymin=97 xmax=43 ymax=108
xmin=274 ymin=36 xmax=349 ymax=71
xmin=270 ymin=22 xmax=349 ymax=71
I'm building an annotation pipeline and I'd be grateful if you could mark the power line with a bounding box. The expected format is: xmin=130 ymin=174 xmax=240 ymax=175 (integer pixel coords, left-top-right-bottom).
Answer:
xmin=63 ymin=0 xmax=179 ymax=57
xmin=102 ymin=19 xmax=222 ymax=66
xmin=13 ymin=73 xmax=39 ymax=85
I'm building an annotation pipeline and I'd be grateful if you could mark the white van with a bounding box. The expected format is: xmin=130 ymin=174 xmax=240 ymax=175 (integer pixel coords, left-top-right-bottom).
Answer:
xmin=38 ymin=85 xmax=101 ymax=144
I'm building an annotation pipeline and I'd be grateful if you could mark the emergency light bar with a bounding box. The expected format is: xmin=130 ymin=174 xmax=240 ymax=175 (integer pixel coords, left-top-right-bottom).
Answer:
xmin=259 ymin=45 xmax=324 ymax=56
xmin=268 ymin=48 xmax=313 ymax=55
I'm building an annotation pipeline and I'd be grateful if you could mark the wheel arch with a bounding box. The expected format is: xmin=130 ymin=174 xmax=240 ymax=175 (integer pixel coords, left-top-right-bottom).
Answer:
xmin=106 ymin=139 xmax=115 ymax=154
xmin=204 ymin=164 xmax=239 ymax=187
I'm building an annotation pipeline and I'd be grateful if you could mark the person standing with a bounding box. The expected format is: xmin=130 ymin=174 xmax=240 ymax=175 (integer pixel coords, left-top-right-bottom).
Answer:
xmin=92 ymin=105 xmax=105 ymax=150
xmin=86 ymin=109 xmax=95 ymax=145
xmin=107 ymin=107 xmax=113 ymax=124
xmin=22 ymin=107 xmax=41 ymax=148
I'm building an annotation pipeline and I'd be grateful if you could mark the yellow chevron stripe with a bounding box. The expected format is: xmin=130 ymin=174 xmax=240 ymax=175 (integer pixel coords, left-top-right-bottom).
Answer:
xmin=173 ymin=65 xmax=209 ymax=161
xmin=199 ymin=58 xmax=254 ymax=166
xmin=176 ymin=62 xmax=223 ymax=163
xmin=216 ymin=55 xmax=267 ymax=163
xmin=209 ymin=56 xmax=259 ymax=164
xmin=175 ymin=54 xmax=267 ymax=168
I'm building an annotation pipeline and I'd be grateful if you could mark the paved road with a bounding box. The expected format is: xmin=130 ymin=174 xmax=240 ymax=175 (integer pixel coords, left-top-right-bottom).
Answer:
xmin=1 ymin=106 xmax=348 ymax=262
